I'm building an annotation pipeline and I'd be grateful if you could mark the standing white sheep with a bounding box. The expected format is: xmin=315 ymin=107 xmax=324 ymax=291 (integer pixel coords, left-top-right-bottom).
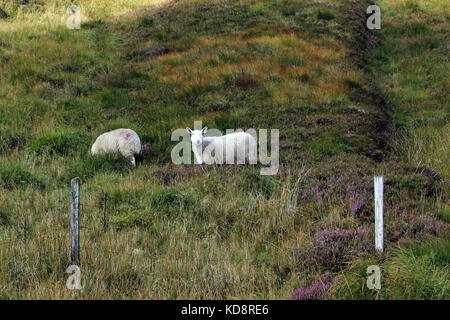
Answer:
xmin=90 ymin=128 xmax=148 ymax=166
xmin=186 ymin=127 xmax=257 ymax=165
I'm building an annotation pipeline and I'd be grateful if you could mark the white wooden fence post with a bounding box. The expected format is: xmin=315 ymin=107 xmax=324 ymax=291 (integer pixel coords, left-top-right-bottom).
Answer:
xmin=70 ymin=177 xmax=80 ymax=263
xmin=374 ymin=176 xmax=384 ymax=253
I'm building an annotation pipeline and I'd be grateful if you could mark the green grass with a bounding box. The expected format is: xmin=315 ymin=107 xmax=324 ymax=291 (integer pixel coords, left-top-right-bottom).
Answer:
xmin=372 ymin=0 xmax=449 ymax=177
xmin=0 ymin=164 xmax=44 ymax=189
xmin=30 ymin=129 xmax=91 ymax=156
xmin=334 ymin=240 xmax=449 ymax=299
xmin=0 ymin=130 xmax=26 ymax=153
xmin=0 ymin=0 xmax=448 ymax=299
xmin=330 ymin=0 xmax=449 ymax=299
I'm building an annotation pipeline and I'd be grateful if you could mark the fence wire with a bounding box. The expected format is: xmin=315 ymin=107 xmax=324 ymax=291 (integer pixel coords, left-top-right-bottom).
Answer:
xmin=0 ymin=185 xmax=313 ymax=259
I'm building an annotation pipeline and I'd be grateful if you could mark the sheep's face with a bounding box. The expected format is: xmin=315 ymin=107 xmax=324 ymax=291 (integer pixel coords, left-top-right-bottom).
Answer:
xmin=187 ymin=127 xmax=207 ymax=146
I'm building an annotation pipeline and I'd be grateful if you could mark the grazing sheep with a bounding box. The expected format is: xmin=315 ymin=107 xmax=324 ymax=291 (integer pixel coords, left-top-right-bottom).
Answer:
xmin=91 ymin=129 xmax=148 ymax=166
xmin=186 ymin=127 xmax=257 ymax=165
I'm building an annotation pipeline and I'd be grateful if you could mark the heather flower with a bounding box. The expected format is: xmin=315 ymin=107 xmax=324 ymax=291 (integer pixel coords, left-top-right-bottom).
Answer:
xmin=311 ymin=227 xmax=368 ymax=249
xmin=291 ymin=275 xmax=332 ymax=300
xmin=297 ymin=157 xmax=373 ymax=218
xmin=296 ymin=227 xmax=371 ymax=271
xmin=386 ymin=212 xmax=448 ymax=243
xmin=410 ymin=214 xmax=446 ymax=238
xmin=349 ymin=190 xmax=369 ymax=217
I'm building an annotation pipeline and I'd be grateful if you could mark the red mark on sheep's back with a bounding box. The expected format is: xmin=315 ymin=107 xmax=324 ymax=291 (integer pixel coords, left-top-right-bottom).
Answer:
xmin=124 ymin=133 xmax=132 ymax=140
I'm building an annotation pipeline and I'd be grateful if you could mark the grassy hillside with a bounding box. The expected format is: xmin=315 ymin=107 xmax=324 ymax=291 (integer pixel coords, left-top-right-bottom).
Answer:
xmin=0 ymin=0 xmax=448 ymax=299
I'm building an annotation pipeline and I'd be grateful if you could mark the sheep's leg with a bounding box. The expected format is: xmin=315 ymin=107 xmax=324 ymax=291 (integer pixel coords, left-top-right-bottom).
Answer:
xmin=125 ymin=154 xmax=136 ymax=167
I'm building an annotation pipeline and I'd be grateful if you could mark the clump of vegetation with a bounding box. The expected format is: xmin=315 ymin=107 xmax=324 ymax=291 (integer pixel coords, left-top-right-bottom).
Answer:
xmin=0 ymin=194 xmax=10 ymax=226
xmin=240 ymin=169 xmax=281 ymax=198
xmin=0 ymin=209 xmax=9 ymax=226
xmin=296 ymin=227 xmax=372 ymax=271
xmin=0 ymin=164 xmax=43 ymax=189
xmin=111 ymin=210 xmax=152 ymax=230
xmin=61 ymin=154 xmax=132 ymax=183
xmin=383 ymin=241 xmax=449 ymax=299
xmin=30 ymin=129 xmax=90 ymax=156
xmin=0 ymin=131 xmax=26 ymax=153
xmin=147 ymin=187 xmax=196 ymax=216
xmin=317 ymin=9 xmax=336 ymax=21
xmin=334 ymin=240 xmax=450 ymax=299
xmin=150 ymin=164 xmax=198 ymax=186
xmin=290 ymin=274 xmax=332 ymax=300
xmin=109 ymin=187 xmax=196 ymax=229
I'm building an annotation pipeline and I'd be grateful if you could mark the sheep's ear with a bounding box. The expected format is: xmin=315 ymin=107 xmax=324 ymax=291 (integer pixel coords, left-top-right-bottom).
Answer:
xmin=186 ymin=127 xmax=193 ymax=135
xmin=202 ymin=126 xmax=208 ymax=134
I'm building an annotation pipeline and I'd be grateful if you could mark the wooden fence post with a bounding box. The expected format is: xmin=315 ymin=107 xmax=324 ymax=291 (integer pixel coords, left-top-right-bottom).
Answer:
xmin=70 ymin=177 xmax=80 ymax=264
xmin=374 ymin=176 xmax=384 ymax=253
